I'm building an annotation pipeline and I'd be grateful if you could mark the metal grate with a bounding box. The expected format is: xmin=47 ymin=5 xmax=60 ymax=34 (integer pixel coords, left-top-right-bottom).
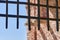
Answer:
xmin=0 ymin=0 xmax=60 ymax=31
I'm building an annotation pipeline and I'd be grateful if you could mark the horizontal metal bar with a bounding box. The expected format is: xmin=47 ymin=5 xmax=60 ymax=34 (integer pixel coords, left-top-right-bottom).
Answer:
xmin=0 ymin=14 xmax=60 ymax=21
xmin=0 ymin=1 xmax=60 ymax=9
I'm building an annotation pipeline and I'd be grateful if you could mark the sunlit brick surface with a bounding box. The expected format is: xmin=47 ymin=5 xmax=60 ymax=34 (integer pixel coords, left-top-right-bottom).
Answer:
xmin=25 ymin=0 xmax=60 ymax=40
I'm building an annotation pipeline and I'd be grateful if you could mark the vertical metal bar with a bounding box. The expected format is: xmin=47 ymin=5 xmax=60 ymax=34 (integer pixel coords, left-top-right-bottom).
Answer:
xmin=46 ymin=0 xmax=50 ymax=30
xmin=17 ymin=0 xmax=19 ymax=29
xmin=6 ymin=0 xmax=8 ymax=29
xmin=56 ymin=0 xmax=59 ymax=31
xmin=37 ymin=0 xmax=40 ymax=30
xmin=28 ymin=0 xmax=31 ymax=30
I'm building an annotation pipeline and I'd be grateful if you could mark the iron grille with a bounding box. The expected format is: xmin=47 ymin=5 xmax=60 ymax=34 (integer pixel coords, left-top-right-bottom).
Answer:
xmin=0 ymin=0 xmax=60 ymax=31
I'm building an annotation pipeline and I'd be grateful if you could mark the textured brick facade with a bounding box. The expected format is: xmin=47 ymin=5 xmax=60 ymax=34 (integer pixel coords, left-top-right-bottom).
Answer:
xmin=25 ymin=0 xmax=60 ymax=40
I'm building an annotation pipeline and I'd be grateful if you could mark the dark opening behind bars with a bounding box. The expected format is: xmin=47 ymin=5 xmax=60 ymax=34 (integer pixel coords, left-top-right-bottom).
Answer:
xmin=0 ymin=0 xmax=60 ymax=31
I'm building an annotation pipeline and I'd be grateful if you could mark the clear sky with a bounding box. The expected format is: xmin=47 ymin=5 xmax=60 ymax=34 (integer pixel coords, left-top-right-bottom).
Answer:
xmin=0 ymin=0 xmax=27 ymax=40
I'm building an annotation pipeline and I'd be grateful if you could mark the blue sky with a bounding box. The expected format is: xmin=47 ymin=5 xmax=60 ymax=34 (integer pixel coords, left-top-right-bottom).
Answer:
xmin=0 ymin=0 xmax=27 ymax=40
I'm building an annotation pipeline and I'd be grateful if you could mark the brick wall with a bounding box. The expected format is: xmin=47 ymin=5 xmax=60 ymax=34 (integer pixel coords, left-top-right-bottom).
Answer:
xmin=25 ymin=0 xmax=60 ymax=40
